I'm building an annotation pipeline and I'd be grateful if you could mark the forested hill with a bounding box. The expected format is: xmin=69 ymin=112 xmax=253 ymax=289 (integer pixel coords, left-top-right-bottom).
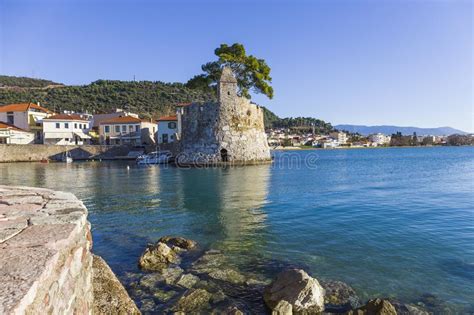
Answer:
xmin=0 ymin=75 xmax=63 ymax=88
xmin=0 ymin=75 xmax=335 ymax=133
xmin=0 ymin=77 xmax=216 ymax=118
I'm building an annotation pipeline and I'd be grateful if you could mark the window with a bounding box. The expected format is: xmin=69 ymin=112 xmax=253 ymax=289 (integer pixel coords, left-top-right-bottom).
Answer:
xmin=135 ymin=125 xmax=140 ymax=132
xmin=122 ymin=125 xmax=126 ymax=132
xmin=115 ymin=125 xmax=120 ymax=133
xmin=162 ymin=134 xmax=168 ymax=143
xmin=129 ymin=125 xmax=133 ymax=131
xmin=56 ymin=123 xmax=60 ymax=129
xmin=65 ymin=123 xmax=69 ymax=129
xmin=168 ymin=122 xmax=176 ymax=129
xmin=104 ymin=126 xmax=110 ymax=133
xmin=7 ymin=112 xmax=14 ymax=125
xmin=74 ymin=123 xmax=77 ymax=129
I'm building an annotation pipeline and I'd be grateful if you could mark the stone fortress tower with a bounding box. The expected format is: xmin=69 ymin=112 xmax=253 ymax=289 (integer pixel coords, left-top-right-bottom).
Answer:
xmin=177 ymin=66 xmax=271 ymax=165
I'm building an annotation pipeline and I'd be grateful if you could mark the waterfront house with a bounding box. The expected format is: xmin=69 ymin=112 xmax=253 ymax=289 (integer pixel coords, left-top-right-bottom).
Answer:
xmin=0 ymin=122 xmax=35 ymax=144
xmin=330 ymin=131 xmax=348 ymax=145
xmin=99 ymin=116 xmax=157 ymax=145
xmin=157 ymin=115 xmax=178 ymax=144
xmin=0 ymin=102 xmax=53 ymax=143
xmin=368 ymin=133 xmax=391 ymax=146
xmin=42 ymin=114 xmax=92 ymax=145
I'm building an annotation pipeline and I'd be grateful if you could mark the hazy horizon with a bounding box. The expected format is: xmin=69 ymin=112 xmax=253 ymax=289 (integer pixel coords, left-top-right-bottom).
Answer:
xmin=1 ymin=0 xmax=472 ymax=132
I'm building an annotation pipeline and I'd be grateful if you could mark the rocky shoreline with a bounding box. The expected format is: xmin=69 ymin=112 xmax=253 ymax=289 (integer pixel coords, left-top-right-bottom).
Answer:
xmin=119 ymin=235 xmax=455 ymax=314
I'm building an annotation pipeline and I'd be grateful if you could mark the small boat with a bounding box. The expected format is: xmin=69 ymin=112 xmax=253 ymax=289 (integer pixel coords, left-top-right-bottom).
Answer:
xmin=136 ymin=151 xmax=172 ymax=165
xmin=61 ymin=151 xmax=73 ymax=163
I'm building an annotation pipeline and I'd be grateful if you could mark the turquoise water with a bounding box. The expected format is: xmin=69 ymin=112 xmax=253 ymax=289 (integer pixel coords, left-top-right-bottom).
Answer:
xmin=1 ymin=147 xmax=473 ymax=310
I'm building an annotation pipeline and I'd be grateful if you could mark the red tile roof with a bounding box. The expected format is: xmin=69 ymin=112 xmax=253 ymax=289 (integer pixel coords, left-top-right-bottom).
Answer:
xmin=0 ymin=103 xmax=52 ymax=113
xmin=43 ymin=114 xmax=88 ymax=121
xmin=157 ymin=115 xmax=177 ymax=121
xmin=176 ymin=102 xmax=192 ymax=107
xmin=100 ymin=116 xmax=142 ymax=124
xmin=0 ymin=121 xmax=30 ymax=132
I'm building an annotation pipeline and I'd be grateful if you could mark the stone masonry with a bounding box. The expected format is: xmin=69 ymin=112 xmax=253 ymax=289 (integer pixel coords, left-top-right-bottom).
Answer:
xmin=177 ymin=67 xmax=271 ymax=165
xmin=0 ymin=186 xmax=93 ymax=314
xmin=0 ymin=186 xmax=140 ymax=314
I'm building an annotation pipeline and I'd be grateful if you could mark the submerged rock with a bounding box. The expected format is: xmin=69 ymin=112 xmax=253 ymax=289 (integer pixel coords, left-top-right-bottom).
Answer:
xmin=138 ymin=272 xmax=165 ymax=289
xmin=264 ymin=268 xmax=325 ymax=314
xmin=92 ymin=255 xmax=141 ymax=315
xmin=389 ymin=300 xmax=429 ymax=315
xmin=138 ymin=242 xmax=179 ymax=271
xmin=208 ymin=268 xmax=247 ymax=284
xmin=176 ymin=273 xmax=200 ymax=289
xmin=416 ymin=293 xmax=452 ymax=314
xmin=161 ymin=266 xmax=184 ymax=284
xmin=192 ymin=249 xmax=228 ymax=274
xmin=321 ymin=280 xmax=360 ymax=312
xmin=346 ymin=298 xmax=397 ymax=315
xmin=173 ymin=288 xmax=212 ymax=312
xmin=153 ymin=288 xmax=177 ymax=302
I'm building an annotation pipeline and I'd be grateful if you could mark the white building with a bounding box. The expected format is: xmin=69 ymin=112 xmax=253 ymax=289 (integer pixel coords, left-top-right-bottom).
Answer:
xmin=368 ymin=133 xmax=391 ymax=146
xmin=0 ymin=122 xmax=35 ymax=144
xmin=157 ymin=115 xmax=178 ymax=144
xmin=0 ymin=102 xmax=52 ymax=143
xmin=330 ymin=131 xmax=347 ymax=145
xmin=42 ymin=114 xmax=92 ymax=145
xmin=99 ymin=116 xmax=157 ymax=145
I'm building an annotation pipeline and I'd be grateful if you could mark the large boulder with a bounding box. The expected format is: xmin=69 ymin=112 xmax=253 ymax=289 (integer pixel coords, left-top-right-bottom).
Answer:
xmin=92 ymin=255 xmax=141 ymax=315
xmin=138 ymin=242 xmax=179 ymax=271
xmin=346 ymin=298 xmax=397 ymax=315
xmin=264 ymin=269 xmax=325 ymax=314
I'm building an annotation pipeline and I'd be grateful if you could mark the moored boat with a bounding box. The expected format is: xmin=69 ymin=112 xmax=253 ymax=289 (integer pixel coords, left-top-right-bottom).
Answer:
xmin=136 ymin=151 xmax=172 ymax=165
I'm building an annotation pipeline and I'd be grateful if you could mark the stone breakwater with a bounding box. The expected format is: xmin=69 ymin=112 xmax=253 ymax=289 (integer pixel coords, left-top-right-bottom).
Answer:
xmin=0 ymin=185 xmax=139 ymax=314
xmin=0 ymin=144 xmax=136 ymax=162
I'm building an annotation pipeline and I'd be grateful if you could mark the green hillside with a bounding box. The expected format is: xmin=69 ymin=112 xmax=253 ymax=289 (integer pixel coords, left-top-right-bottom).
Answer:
xmin=0 ymin=75 xmax=62 ymax=88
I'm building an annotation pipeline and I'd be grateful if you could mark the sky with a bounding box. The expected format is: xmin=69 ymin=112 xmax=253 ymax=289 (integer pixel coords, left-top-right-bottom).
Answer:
xmin=1 ymin=0 xmax=472 ymax=132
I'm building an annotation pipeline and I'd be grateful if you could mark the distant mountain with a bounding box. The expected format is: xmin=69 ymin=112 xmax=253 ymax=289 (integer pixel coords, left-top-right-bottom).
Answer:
xmin=334 ymin=124 xmax=468 ymax=136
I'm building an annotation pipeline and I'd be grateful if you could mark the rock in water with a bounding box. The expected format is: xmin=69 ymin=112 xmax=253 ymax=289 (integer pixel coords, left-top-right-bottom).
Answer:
xmin=346 ymin=298 xmax=397 ymax=315
xmin=176 ymin=273 xmax=200 ymax=288
xmin=264 ymin=269 xmax=325 ymax=314
xmin=138 ymin=242 xmax=179 ymax=271
xmin=159 ymin=236 xmax=197 ymax=250
xmin=173 ymin=288 xmax=212 ymax=313
xmin=92 ymin=255 xmax=141 ymax=315
xmin=321 ymin=280 xmax=360 ymax=312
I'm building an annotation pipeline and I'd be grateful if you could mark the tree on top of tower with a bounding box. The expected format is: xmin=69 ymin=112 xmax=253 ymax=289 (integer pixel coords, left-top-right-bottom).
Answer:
xmin=186 ymin=43 xmax=274 ymax=100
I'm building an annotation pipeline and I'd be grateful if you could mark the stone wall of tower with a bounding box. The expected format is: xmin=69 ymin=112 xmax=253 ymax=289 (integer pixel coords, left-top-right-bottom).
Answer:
xmin=177 ymin=67 xmax=271 ymax=165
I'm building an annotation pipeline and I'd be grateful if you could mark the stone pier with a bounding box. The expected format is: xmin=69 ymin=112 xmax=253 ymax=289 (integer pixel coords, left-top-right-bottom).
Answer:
xmin=0 ymin=185 xmax=139 ymax=314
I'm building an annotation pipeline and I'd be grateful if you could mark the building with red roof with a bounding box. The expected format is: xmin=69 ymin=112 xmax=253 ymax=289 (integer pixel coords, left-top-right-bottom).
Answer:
xmin=0 ymin=102 xmax=53 ymax=143
xmin=42 ymin=113 xmax=92 ymax=145
xmin=157 ymin=115 xmax=178 ymax=144
xmin=0 ymin=121 xmax=35 ymax=144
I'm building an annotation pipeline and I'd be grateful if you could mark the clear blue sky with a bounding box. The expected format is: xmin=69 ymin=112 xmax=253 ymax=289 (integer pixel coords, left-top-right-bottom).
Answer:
xmin=1 ymin=0 xmax=472 ymax=131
